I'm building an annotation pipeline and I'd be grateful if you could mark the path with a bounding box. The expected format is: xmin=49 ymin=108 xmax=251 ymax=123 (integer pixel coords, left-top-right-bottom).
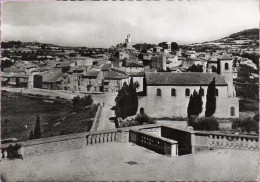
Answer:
xmin=96 ymin=92 xmax=117 ymax=131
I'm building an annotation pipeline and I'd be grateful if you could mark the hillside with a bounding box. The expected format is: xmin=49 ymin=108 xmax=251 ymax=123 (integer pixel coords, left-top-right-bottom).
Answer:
xmin=228 ymin=28 xmax=259 ymax=40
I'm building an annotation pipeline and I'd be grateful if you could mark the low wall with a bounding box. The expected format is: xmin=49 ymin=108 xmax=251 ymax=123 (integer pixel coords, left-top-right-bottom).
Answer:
xmin=160 ymin=125 xmax=258 ymax=154
xmin=193 ymin=132 xmax=259 ymax=152
xmin=1 ymin=129 xmax=118 ymax=158
xmin=129 ymin=130 xmax=178 ymax=157
xmin=161 ymin=126 xmax=192 ymax=155
xmin=1 ymin=124 xmax=258 ymax=160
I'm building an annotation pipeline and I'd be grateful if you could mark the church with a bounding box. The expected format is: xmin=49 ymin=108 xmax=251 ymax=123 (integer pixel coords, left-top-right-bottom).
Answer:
xmin=138 ymin=54 xmax=239 ymax=118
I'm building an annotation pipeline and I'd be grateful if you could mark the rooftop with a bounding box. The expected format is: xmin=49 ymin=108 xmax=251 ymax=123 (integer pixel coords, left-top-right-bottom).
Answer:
xmin=83 ymin=70 xmax=100 ymax=78
xmin=104 ymin=71 xmax=129 ymax=80
xmin=145 ymin=72 xmax=227 ymax=86
xmin=218 ymin=54 xmax=232 ymax=60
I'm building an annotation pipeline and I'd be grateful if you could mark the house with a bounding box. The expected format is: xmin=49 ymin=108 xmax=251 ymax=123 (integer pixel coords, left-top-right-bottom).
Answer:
xmin=62 ymin=66 xmax=86 ymax=91
xmin=81 ymin=70 xmax=103 ymax=92
xmin=125 ymin=61 xmax=144 ymax=73
xmin=181 ymin=57 xmax=201 ymax=69
xmin=42 ymin=72 xmax=65 ymax=90
xmin=1 ymin=73 xmax=29 ymax=88
xmin=139 ymin=55 xmax=239 ymax=118
xmin=103 ymin=71 xmax=129 ymax=92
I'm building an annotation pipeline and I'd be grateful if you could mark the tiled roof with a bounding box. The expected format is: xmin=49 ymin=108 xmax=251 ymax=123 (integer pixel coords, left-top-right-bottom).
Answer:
xmin=125 ymin=61 xmax=144 ymax=67
xmin=127 ymin=72 xmax=145 ymax=77
xmin=2 ymin=73 xmax=28 ymax=78
xmin=3 ymin=67 xmax=25 ymax=73
xmin=44 ymin=73 xmax=65 ymax=83
xmin=101 ymin=64 xmax=112 ymax=71
xmin=83 ymin=71 xmax=100 ymax=78
xmin=145 ymin=72 xmax=227 ymax=86
xmin=218 ymin=54 xmax=232 ymax=60
xmin=104 ymin=71 xmax=129 ymax=80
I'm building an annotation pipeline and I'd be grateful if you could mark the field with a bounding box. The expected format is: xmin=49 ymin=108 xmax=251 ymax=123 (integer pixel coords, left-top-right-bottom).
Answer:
xmin=2 ymin=92 xmax=97 ymax=141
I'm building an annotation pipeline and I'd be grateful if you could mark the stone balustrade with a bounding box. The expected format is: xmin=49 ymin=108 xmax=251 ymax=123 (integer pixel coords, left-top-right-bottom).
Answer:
xmin=86 ymin=130 xmax=117 ymax=145
xmin=1 ymin=124 xmax=258 ymax=160
xmin=206 ymin=133 xmax=258 ymax=150
xmin=129 ymin=130 xmax=178 ymax=157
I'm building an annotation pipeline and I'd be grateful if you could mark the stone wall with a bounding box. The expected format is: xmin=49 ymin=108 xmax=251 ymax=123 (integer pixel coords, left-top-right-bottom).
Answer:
xmin=138 ymin=85 xmax=239 ymax=118
xmin=160 ymin=125 xmax=258 ymax=154
xmin=161 ymin=126 xmax=192 ymax=155
xmin=1 ymin=130 xmax=118 ymax=158
xmin=129 ymin=129 xmax=178 ymax=157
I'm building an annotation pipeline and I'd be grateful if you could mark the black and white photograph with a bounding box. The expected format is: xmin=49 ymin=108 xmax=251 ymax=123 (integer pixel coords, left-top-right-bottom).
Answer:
xmin=0 ymin=0 xmax=259 ymax=181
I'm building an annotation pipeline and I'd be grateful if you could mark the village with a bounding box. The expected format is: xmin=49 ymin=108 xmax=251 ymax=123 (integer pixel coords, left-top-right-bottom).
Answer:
xmin=1 ymin=29 xmax=259 ymax=119
xmin=1 ymin=0 xmax=259 ymax=180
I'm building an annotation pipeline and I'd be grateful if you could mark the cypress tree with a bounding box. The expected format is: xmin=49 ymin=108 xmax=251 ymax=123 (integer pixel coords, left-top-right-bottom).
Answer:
xmin=196 ymin=87 xmax=203 ymax=115
xmin=143 ymin=74 xmax=147 ymax=96
xmin=129 ymin=77 xmax=138 ymax=116
xmin=205 ymin=78 xmax=216 ymax=117
xmin=187 ymin=94 xmax=194 ymax=117
xmin=34 ymin=115 xmax=41 ymax=139
xmin=115 ymin=80 xmax=138 ymax=119
xmin=188 ymin=89 xmax=203 ymax=117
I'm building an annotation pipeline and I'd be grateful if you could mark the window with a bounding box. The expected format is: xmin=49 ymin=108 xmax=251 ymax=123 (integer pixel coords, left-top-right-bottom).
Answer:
xmin=230 ymin=106 xmax=235 ymax=116
xmin=185 ymin=88 xmax=190 ymax=96
xmin=157 ymin=88 xmax=161 ymax=96
xmin=199 ymin=88 xmax=204 ymax=96
xmin=171 ymin=88 xmax=176 ymax=96
xmin=215 ymin=89 xmax=219 ymax=96
xmin=225 ymin=63 xmax=229 ymax=70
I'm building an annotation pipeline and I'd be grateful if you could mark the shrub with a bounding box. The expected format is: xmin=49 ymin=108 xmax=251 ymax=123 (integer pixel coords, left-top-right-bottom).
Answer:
xmin=135 ymin=114 xmax=155 ymax=125
xmin=232 ymin=117 xmax=258 ymax=133
xmin=72 ymin=95 xmax=93 ymax=111
xmin=188 ymin=117 xmax=219 ymax=131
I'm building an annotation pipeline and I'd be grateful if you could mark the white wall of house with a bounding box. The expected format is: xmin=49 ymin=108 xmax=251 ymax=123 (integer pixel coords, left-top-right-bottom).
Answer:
xmin=138 ymin=85 xmax=239 ymax=118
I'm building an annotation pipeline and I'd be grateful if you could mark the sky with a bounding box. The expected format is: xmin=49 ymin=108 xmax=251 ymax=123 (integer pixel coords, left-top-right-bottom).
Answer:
xmin=1 ymin=0 xmax=259 ymax=48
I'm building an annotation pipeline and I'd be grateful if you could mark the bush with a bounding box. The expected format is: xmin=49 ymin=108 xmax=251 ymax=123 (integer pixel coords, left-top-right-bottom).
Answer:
xmin=188 ymin=117 xmax=219 ymax=131
xmin=232 ymin=117 xmax=258 ymax=133
xmin=72 ymin=95 xmax=93 ymax=111
xmin=135 ymin=114 xmax=155 ymax=125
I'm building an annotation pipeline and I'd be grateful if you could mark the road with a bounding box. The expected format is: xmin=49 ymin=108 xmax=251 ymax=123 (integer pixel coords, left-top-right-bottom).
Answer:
xmin=95 ymin=92 xmax=117 ymax=131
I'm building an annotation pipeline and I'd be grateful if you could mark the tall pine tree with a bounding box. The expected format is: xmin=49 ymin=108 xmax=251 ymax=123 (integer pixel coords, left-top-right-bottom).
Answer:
xmin=205 ymin=78 xmax=216 ymax=117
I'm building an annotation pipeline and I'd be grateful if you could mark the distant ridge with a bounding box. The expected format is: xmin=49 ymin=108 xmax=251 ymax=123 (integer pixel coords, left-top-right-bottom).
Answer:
xmin=227 ymin=28 xmax=259 ymax=40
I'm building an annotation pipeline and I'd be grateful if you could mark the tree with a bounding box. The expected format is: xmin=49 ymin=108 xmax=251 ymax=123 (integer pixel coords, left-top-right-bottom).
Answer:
xmin=196 ymin=88 xmax=203 ymax=115
xmin=205 ymin=78 xmax=216 ymax=117
xmin=34 ymin=115 xmax=41 ymax=139
xmin=188 ymin=117 xmax=219 ymax=131
xmin=72 ymin=95 xmax=93 ymax=111
xmin=187 ymin=89 xmax=203 ymax=117
xmin=114 ymin=79 xmax=138 ymax=119
xmin=187 ymin=94 xmax=194 ymax=118
xmin=187 ymin=65 xmax=203 ymax=72
xmin=232 ymin=118 xmax=259 ymax=133
xmin=171 ymin=42 xmax=179 ymax=51
xmin=129 ymin=77 xmax=139 ymax=116
xmin=1 ymin=60 xmax=14 ymax=71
